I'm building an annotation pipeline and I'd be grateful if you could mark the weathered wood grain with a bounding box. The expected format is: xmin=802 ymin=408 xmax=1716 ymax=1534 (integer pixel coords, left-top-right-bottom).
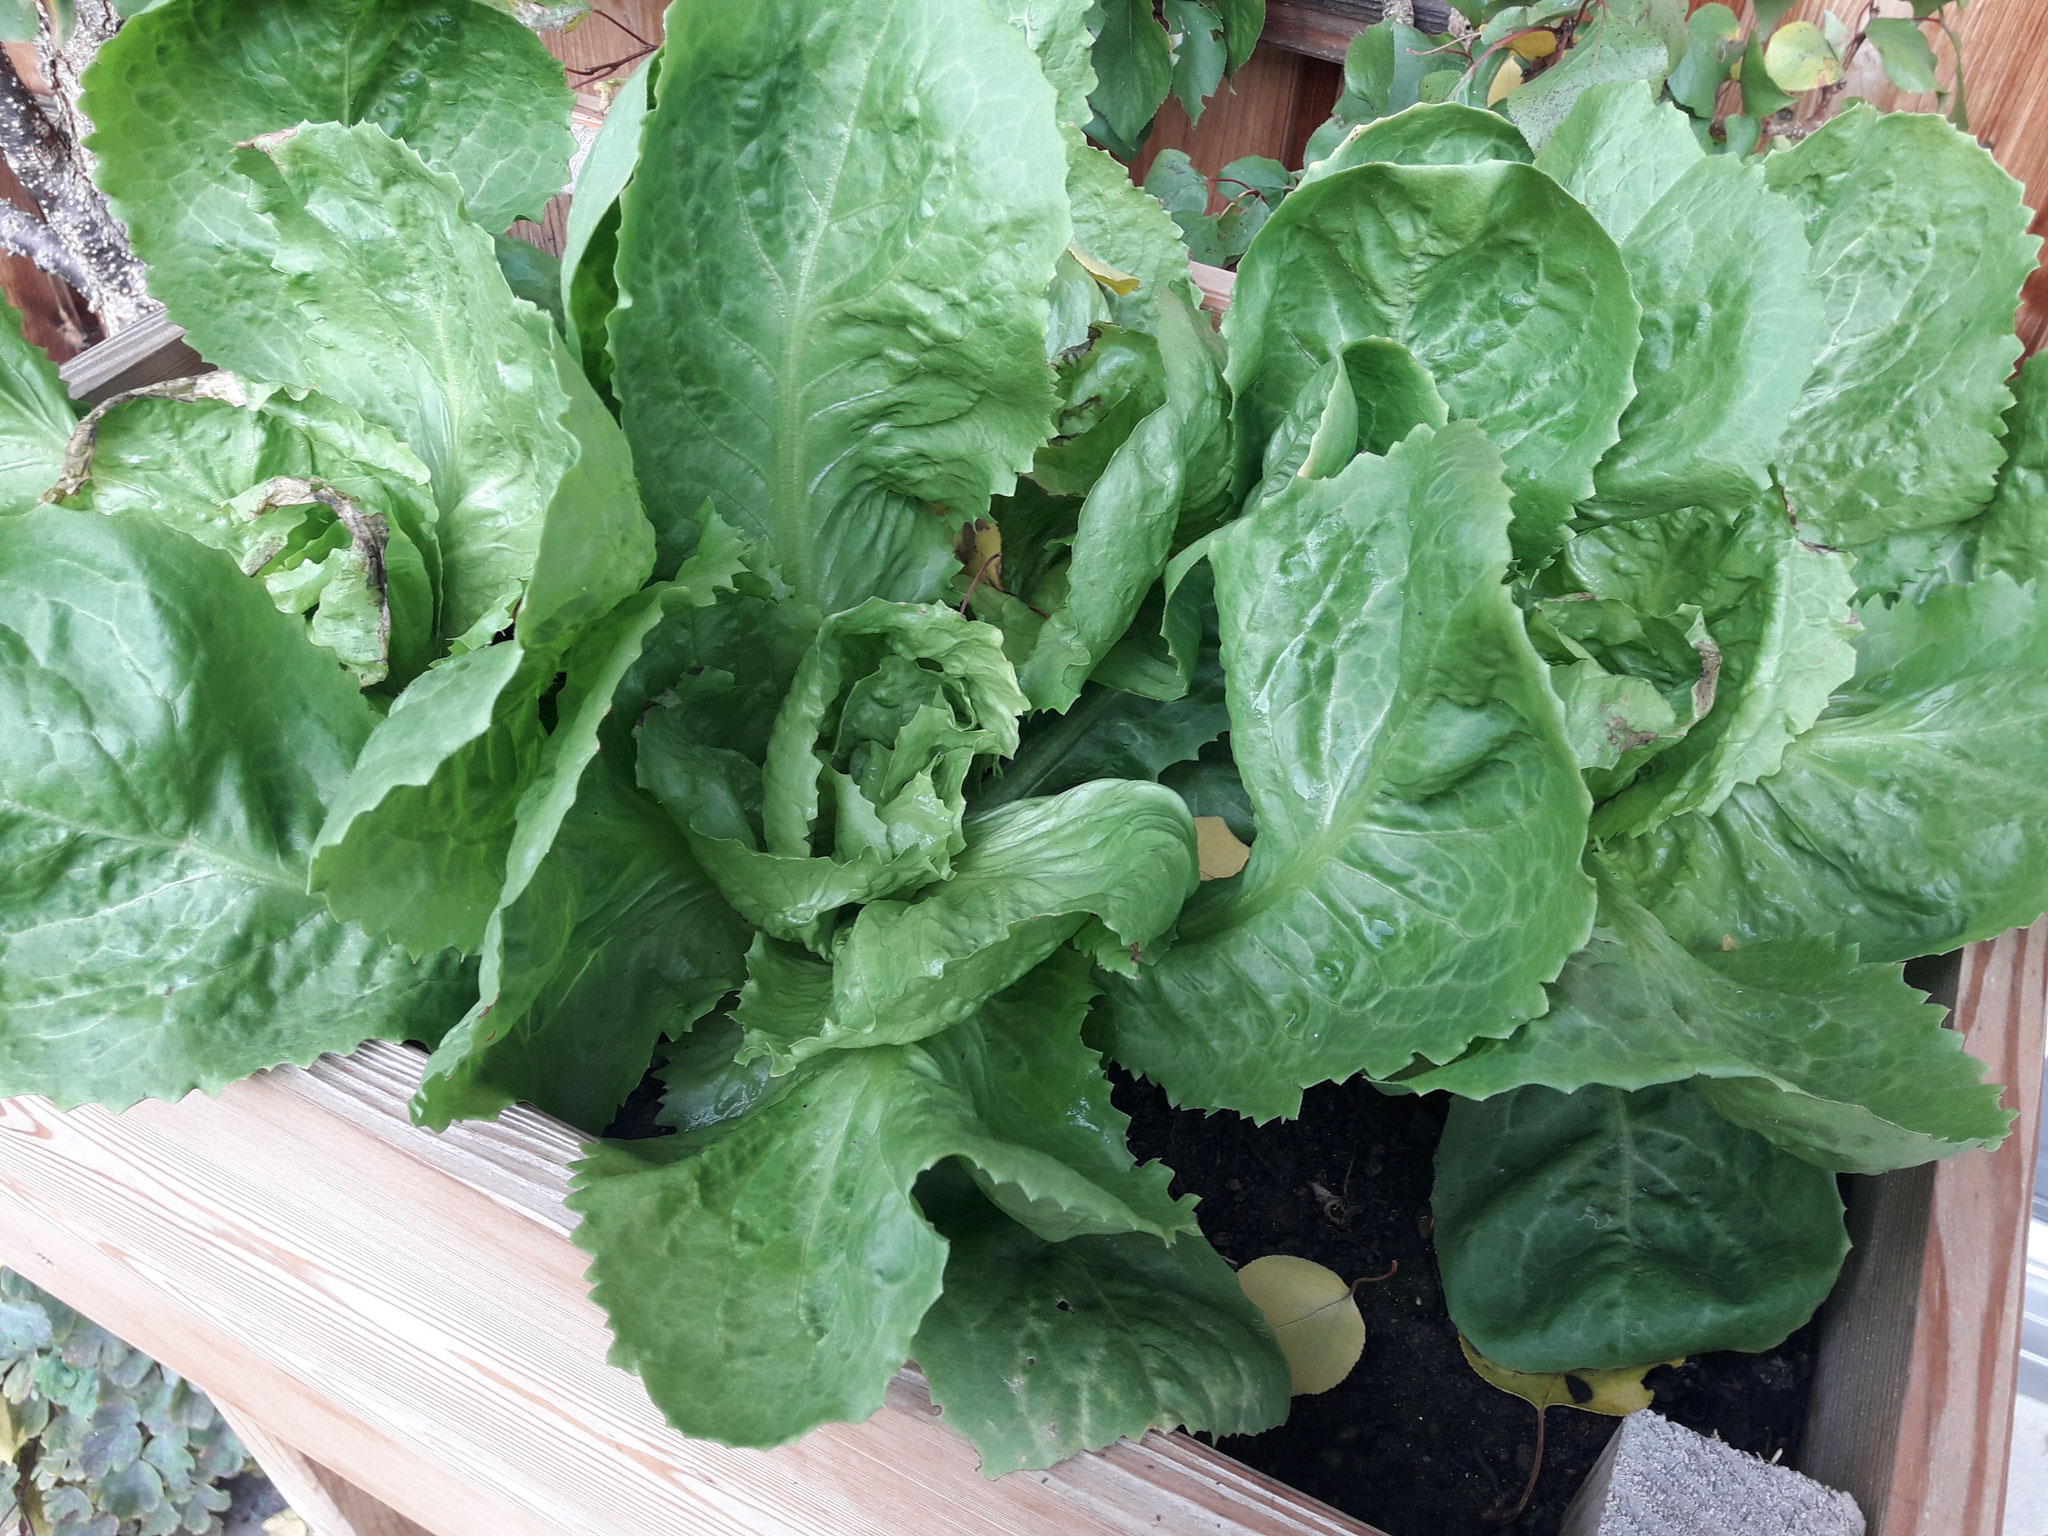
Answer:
xmin=0 ymin=1039 xmax=1381 ymax=1536
xmin=1801 ymin=923 xmax=2048 ymax=1536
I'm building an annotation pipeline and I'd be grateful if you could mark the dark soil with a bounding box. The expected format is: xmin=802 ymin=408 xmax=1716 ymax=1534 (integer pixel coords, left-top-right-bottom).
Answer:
xmin=1111 ymin=1068 xmax=1820 ymax=1536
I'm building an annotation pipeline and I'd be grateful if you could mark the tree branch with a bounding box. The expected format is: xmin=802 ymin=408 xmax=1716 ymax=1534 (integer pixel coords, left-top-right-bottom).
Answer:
xmin=0 ymin=201 xmax=93 ymax=294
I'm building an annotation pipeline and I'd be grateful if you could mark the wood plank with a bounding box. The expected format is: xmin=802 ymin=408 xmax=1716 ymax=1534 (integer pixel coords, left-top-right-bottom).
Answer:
xmin=214 ymin=1404 xmax=436 ymax=1536
xmin=55 ymin=308 xmax=206 ymax=404
xmin=1799 ymin=925 xmax=2048 ymax=1535
xmin=0 ymin=1040 xmax=1382 ymax=1536
xmin=1130 ymin=44 xmax=1343 ymax=190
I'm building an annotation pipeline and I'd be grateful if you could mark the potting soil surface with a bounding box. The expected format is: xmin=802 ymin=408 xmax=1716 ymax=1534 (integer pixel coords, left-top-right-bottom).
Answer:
xmin=1111 ymin=1068 xmax=1820 ymax=1536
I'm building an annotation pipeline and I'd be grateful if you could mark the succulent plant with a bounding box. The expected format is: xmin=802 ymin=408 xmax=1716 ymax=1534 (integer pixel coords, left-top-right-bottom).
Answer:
xmin=0 ymin=1273 xmax=249 ymax=1536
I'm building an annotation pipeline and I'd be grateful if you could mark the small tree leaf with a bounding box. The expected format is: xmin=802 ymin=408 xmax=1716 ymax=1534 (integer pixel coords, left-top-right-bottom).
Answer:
xmin=1235 ymin=1255 xmax=1365 ymax=1395
xmin=1460 ymin=1336 xmax=1676 ymax=1415
xmin=1762 ymin=21 xmax=1842 ymax=92
xmin=1866 ymin=17 xmax=1939 ymax=93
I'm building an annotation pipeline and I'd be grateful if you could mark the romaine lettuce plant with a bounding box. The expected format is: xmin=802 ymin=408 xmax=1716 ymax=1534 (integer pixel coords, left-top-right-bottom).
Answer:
xmin=0 ymin=0 xmax=2041 ymax=1480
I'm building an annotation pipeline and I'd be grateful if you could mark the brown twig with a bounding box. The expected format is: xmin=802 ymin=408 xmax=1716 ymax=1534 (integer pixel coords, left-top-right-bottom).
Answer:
xmin=1481 ymin=1403 xmax=1547 ymax=1527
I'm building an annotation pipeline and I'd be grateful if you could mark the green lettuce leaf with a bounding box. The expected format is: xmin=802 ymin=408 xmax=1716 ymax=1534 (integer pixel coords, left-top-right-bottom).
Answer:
xmin=119 ymin=121 xmax=654 ymax=647
xmin=1532 ymin=81 xmax=1698 ymax=244
xmin=1401 ymin=880 xmax=2010 ymax=1174
xmin=310 ymin=640 xmax=551 ymax=957
xmin=914 ymin=1175 xmax=1289 ymax=1476
xmin=1607 ymin=572 xmax=2048 ymax=963
xmin=1224 ymin=158 xmax=1639 ymax=558
xmin=991 ymin=0 xmax=1096 ymax=127
xmin=0 ymin=508 xmax=465 ymax=1109
xmin=1499 ymin=10 xmax=1673 ymax=151
xmin=568 ymin=952 xmax=1197 ymax=1449
xmin=50 ymin=381 xmax=442 ymax=689
xmin=1433 ymin=1082 xmax=1849 ymax=1372
xmin=1954 ymin=350 xmax=2048 ymax=586
xmin=413 ymin=531 xmax=754 ymax=1133
xmin=1099 ymin=423 xmax=1594 ymax=1120
xmin=974 ymin=648 xmax=1228 ymax=812
xmin=0 ymin=296 xmax=73 ymax=513
xmin=1300 ymin=102 xmax=1532 ymax=188
xmin=1009 ymin=286 xmax=1229 ymax=711
xmin=85 ymin=0 xmax=572 ymax=304
xmin=1576 ymin=502 xmax=1857 ymax=839
xmin=640 ymin=599 xmax=1026 ymax=948
xmin=561 ymin=51 xmax=655 ymax=405
xmin=1764 ymin=105 xmax=2039 ymax=571
xmin=734 ymin=778 xmax=1199 ymax=1069
xmin=610 ymin=0 xmax=1070 ymax=615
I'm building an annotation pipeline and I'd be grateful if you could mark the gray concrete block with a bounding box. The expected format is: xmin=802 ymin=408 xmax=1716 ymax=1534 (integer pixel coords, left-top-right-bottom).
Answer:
xmin=1560 ymin=1412 xmax=1865 ymax=1536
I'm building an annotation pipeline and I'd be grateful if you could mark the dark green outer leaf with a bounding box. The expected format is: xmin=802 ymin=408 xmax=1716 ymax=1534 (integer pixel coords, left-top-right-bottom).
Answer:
xmin=914 ymin=1187 xmax=1289 ymax=1475
xmin=568 ymin=954 xmax=1195 ymax=1449
xmin=86 ymin=0 xmax=571 ymax=288
xmin=1218 ymin=0 xmax=1263 ymax=72
xmin=310 ymin=639 xmax=550 ymax=957
xmin=1402 ymin=881 xmax=2010 ymax=1173
xmin=1606 ymin=573 xmax=2048 ymax=964
xmin=1100 ymin=424 xmax=1594 ymax=1120
xmin=1224 ymin=159 xmax=1639 ymax=558
xmin=1433 ymin=1083 xmax=1848 ymax=1372
xmin=1764 ymin=105 xmax=2039 ymax=557
xmin=611 ymin=0 xmax=1070 ymax=616
xmin=0 ymin=296 xmax=73 ymax=514
xmin=414 ymin=536 xmax=753 ymax=1132
xmin=1165 ymin=0 xmax=1227 ymax=123
xmin=1958 ymin=350 xmax=2048 ymax=586
xmin=0 ymin=509 xmax=467 ymax=1109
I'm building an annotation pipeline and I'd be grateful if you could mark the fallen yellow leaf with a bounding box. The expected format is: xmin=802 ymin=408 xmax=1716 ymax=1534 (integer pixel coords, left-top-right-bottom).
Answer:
xmin=1238 ymin=1255 xmax=1365 ymax=1396
xmin=1508 ymin=29 xmax=1557 ymax=60
xmin=1195 ymin=816 xmax=1251 ymax=880
xmin=1488 ymin=56 xmax=1525 ymax=107
xmin=1459 ymin=1335 xmax=1679 ymax=1416
xmin=1070 ymin=245 xmax=1142 ymax=296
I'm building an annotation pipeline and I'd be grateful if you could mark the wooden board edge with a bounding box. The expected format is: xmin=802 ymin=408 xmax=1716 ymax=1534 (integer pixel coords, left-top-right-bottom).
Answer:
xmin=55 ymin=308 xmax=208 ymax=404
xmin=1798 ymin=925 xmax=2046 ymax=1535
xmin=1262 ymin=1 xmax=1365 ymax=63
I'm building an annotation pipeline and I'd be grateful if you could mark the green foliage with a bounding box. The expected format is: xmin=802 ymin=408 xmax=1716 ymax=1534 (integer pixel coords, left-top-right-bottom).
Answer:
xmin=0 ymin=0 xmax=2040 ymax=1475
xmin=0 ymin=1273 xmax=249 ymax=1536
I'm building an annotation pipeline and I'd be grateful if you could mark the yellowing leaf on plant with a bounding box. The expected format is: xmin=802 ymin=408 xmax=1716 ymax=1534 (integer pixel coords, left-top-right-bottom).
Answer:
xmin=1488 ymin=56 xmax=1524 ymax=107
xmin=961 ymin=518 xmax=1005 ymax=592
xmin=1459 ymin=1335 xmax=1678 ymax=1416
xmin=1237 ymin=1254 xmax=1365 ymax=1395
xmin=1762 ymin=21 xmax=1843 ymax=93
xmin=1071 ymin=245 xmax=1143 ymax=296
xmin=1509 ymin=29 xmax=1557 ymax=61
xmin=1196 ymin=816 xmax=1251 ymax=880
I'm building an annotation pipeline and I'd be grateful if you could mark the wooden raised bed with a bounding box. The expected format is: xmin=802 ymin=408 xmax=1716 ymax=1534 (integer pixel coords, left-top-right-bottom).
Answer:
xmin=0 ymin=929 xmax=2033 ymax=1536
xmin=0 ymin=7 xmax=2040 ymax=1533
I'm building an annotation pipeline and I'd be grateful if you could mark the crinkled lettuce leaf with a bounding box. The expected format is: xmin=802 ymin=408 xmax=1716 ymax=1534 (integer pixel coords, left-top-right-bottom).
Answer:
xmin=735 ymin=778 xmax=1198 ymax=1069
xmin=610 ymin=0 xmax=1070 ymax=614
xmin=914 ymin=1170 xmax=1288 ymax=1476
xmin=0 ymin=509 xmax=466 ymax=1108
xmin=568 ymin=952 xmax=1198 ymax=1449
xmin=1765 ymin=105 xmax=2039 ymax=583
xmin=0 ymin=295 xmax=73 ymax=513
xmin=1401 ymin=879 xmax=2011 ymax=1174
xmin=1606 ymin=572 xmax=2048 ymax=963
xmin=1100 ymin=423 xmax=1593 ymax=1120
xmin=1224 ymin=158 xmax=1639 ymax=559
